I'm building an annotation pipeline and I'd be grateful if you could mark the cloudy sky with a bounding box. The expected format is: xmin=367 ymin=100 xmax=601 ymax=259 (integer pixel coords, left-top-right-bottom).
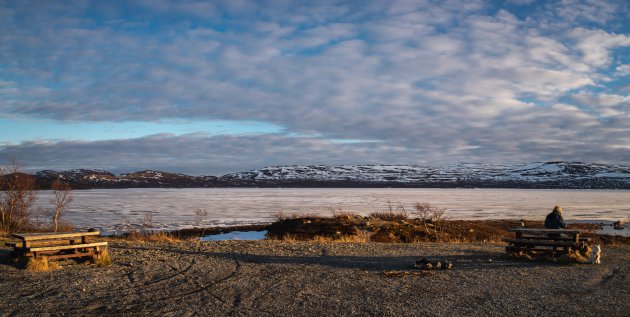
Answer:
xmin=1 ymin=0 xmax=629 ymax=175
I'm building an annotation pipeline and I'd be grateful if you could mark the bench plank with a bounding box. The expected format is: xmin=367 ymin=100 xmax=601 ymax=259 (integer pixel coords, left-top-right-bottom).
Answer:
xmin=29 ymin=251 xmax=97 ymax=260
xmin=29 ymin=242 xmax=108 ymax=252
xmin=506 ymin=246 xmax=567 ymax=254
xmin=507 ymin=228 xmax=581 ymax=234
xmin=503 ymin=239 xmax=584 ymax=247
xmin=518 ymin=236 xmax=591 ymax=242
xmin=12 ymin=231 xmax=100 ymax=241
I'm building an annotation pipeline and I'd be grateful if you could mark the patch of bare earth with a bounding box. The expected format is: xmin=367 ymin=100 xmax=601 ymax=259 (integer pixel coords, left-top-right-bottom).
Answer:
xmin=1 ymin=239 xmax=629 ymax=316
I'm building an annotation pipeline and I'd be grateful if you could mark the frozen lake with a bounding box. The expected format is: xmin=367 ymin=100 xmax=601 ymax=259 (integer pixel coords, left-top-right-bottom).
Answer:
xmin=34 ymin=188 xmax=630 ymax=233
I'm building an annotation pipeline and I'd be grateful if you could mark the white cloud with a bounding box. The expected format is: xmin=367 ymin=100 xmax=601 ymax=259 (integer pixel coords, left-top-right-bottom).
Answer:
xmin=1 ymin=0 xmax=630 ymax=171
xmin=570 ymin=28 xmax=630 ymax=68
xmin=572 ymin=93 xmax=629 ymax=106
xmin=615 ymin=64 xmax=630 ymax=76
xmin=507 ymin=0 xmax=535 ymax=5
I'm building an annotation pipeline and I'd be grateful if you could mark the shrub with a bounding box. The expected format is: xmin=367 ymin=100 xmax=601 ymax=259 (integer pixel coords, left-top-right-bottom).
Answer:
xmin=413 ymin=202 xmax=447 ymax=224
xmin=0 ymin=160 xmax=38 ymax=232
xmin=369 ymin=201 xmax=408 ymax=221
xmin=368 ymin=211 xmax=408 ymax=221
xmin=414 ymin=202 xmax=448 ymax=238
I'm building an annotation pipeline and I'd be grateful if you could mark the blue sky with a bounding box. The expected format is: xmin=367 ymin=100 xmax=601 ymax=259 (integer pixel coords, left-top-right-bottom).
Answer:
xmin=1 ymin=0 xmax=629 ymax=175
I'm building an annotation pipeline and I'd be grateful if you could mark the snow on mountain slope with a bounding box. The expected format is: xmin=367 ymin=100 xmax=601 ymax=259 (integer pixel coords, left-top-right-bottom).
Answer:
xmin=224 ymin=162 xmax=630 ymax=188
xmin=30 ymin=162 xmax=630 ymax=189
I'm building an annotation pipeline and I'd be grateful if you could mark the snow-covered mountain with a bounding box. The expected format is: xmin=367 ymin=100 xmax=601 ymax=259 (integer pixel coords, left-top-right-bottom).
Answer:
xmin=223 ymin=162 xmax=630 ymax=189
xmin=20 ymin=162 xmax=630 ymax=189
xmin=35 ymin=169 xmax=218 ymax=189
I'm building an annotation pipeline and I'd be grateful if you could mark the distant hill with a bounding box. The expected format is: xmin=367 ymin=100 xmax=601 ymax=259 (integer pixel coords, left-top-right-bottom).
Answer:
xmin=222 ymin=162 xmax=630 ymax=189
xmin=3 ymin=162 xmax=630 ymax=189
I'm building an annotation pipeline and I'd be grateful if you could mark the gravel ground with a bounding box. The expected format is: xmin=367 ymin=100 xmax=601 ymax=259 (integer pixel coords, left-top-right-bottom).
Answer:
xmin=0 ymin=240 xmax=628 ymax=316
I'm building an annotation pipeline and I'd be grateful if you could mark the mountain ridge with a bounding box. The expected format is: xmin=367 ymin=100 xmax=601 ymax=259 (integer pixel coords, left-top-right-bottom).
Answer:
xmin=7 ymin=161 xmax=630 ymax=189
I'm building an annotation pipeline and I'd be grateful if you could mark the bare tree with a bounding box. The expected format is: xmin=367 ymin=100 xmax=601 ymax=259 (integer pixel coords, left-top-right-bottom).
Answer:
xmin=142 ymin=211 xmax=154 ymax=230
xmin=194 ymin=208 xmax=208 ymax=225
xmin=0 ymin=159 xmax=38 ymax=232
xmin=51 ymin=180 xmax=74 ymax=232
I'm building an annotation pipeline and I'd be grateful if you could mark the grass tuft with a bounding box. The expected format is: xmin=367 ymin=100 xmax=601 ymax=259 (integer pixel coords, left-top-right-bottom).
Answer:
xmin=126 ymin=230 xmax=181 ymax=243
xmin=92 ymin=248 xmax=112 ymax=267
xmin=368 ymin=211 xmax=408 ymax=221
xmin=26 ymin=257 xmax=59 ymax=272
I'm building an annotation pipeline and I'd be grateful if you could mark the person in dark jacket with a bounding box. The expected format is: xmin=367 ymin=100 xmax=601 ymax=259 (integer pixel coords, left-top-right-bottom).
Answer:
xmin=545 ymin=206 xmax=566 ymax=229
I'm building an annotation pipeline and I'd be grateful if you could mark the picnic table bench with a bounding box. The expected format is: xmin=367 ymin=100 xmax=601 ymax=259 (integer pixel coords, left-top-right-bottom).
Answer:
xmin=5 ymin=231 xmax=107 ymax=260
xmin=504 ymin=228 xmax=592 ymax=255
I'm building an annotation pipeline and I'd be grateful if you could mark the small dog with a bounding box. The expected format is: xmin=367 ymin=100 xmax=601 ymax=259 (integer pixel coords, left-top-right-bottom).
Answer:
xmin=588 ymin=244 xmax=601 ymax=264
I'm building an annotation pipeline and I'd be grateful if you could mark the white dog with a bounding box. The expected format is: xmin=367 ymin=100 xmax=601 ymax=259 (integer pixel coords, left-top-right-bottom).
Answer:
xmin=588 ymin=244 xmax=601 ymax=264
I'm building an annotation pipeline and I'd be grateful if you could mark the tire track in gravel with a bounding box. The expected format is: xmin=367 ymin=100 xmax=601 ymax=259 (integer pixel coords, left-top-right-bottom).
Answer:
xmin=5 ymin=246 xmax=239 ymax=315
xmin=53 ymin=257 xmax=199 ymax=304
xmin=88 ymin=258 xmax=246 ymax=315
xmin=183 ymin=258 xmax=277 ymax=316
xmin=99 ymin=254 xmax=253 ymax=314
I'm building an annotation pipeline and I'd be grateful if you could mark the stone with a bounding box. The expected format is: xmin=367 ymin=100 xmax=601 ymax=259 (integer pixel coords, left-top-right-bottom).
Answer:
xmin=415 ymin=258 xmax=430 ymax=266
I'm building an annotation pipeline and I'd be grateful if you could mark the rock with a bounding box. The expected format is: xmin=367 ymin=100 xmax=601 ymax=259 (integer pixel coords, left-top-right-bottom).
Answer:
xmin=414 ymin=258 xmax=452 ymax=270
xmin=415 ymin=258 xmax=430 ymax=266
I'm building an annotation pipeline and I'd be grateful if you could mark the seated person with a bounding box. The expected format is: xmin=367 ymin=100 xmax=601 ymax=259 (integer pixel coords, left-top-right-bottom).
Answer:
xmin=545 ymin=206 xmax=566 ymax=237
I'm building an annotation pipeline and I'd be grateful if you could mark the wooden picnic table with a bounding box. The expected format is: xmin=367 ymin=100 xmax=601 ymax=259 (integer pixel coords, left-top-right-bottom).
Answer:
xmin=504 ymin=228 xmax=592 ymax=255
xmin=6 ymin=231 xmax=107 ymax=260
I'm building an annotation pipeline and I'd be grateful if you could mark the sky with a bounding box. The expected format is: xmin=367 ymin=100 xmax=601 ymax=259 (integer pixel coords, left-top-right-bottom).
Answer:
xmin=1 ymin=0 xmax=629 ymax=175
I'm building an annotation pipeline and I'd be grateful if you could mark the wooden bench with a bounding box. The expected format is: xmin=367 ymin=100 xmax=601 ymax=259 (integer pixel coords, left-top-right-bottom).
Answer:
xmin=504 ymin=228 xmax=592 ymax=255
xmin=8 ymin=231 xmax=107 ymax=260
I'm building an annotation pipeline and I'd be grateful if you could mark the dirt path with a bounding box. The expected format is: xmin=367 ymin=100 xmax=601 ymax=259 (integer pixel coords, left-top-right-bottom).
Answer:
xmin=1 ymin=241 xmax=628 ymax=316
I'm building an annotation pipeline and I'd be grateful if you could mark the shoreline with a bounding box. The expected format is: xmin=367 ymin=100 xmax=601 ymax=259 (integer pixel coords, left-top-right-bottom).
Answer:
xmin=158 ymin=218 xmax=630 ymax=244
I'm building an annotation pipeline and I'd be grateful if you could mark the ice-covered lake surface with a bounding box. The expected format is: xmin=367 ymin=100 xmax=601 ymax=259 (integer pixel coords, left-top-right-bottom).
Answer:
xmin=35 ymin=188 xmax=630 ymax=234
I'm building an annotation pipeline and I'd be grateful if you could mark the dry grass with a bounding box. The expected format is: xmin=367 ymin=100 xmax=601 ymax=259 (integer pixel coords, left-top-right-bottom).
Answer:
xmin=267 ymin=216 xmax=543 ymax=244
xmin=92 ymin=248 xmax=112 ymax=267
xmin=126 ymin=230 xmax=181 ymax=243
xmin=567 ymin=244 xmax=592 ymax=263
xmin=26 ymin=257 xmax=60 ymax=272
xmin=271 ymin=231 xmax=371 ymax=243
xmin=331 ymin=212 xmax=359 ymax=221
xmin=384 ymin=270 xmax=432 ymax=278
xmin=313 ymin=231 xmax=370 ymax=243
xmin=369 ymin=201 xmax=409 ymax=221
xmin=274 ymin=211 xmax=318 ymax=221
xmin=368 ymin=211 xmax=408 ymax=221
